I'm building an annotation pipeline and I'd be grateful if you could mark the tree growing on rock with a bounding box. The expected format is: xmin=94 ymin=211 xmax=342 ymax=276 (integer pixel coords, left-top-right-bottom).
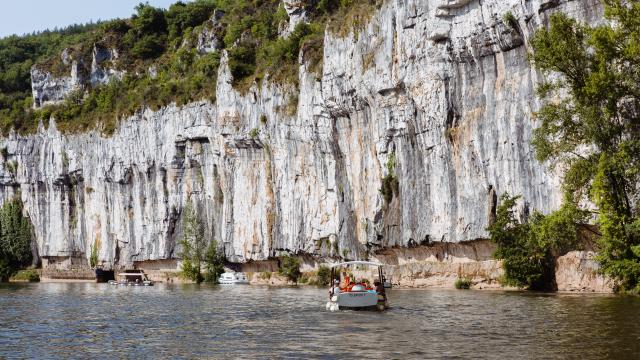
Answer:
xmin=530 ymin=1 xmax=640 ymax=292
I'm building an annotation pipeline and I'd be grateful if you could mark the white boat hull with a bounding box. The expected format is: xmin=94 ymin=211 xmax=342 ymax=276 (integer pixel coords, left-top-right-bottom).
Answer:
xmin=337 ymin=292 xmax=379 ymax=308
xmin=218 ymin=272 xmax=249 ymax=285
xmin=327 ymin=292 xmax=387 ymax=311
xmin=219 ymin=280 xmax=249 ymax=285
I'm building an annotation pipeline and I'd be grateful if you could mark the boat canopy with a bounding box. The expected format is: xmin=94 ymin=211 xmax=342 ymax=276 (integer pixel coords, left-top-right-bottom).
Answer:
xmin=330 ymin=261 xmax=383 ymax=268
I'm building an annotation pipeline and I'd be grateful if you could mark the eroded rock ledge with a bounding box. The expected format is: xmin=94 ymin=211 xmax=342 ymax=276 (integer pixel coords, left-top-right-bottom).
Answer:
xmin=241 ymin=241 xmax=613 ymax=292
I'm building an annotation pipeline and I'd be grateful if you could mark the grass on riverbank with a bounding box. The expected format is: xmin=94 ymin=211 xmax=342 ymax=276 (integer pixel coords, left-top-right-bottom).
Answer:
xmin=9 ymin=269 xmax=40 ymax=282
xmin=454 ymin=277 xmax=472 ymax=289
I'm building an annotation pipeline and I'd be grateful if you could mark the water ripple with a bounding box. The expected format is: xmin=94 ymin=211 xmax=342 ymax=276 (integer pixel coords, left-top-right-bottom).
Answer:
xmin=1 ymin=284 xmax=639 ymax=359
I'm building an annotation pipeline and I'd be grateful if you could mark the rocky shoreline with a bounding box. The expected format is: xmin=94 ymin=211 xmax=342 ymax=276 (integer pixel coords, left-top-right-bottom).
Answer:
xmin=21 ymin=240 xmax=613 ymax=293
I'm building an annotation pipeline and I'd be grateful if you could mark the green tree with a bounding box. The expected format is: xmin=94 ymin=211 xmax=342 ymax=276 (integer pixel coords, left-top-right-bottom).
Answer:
xmin=530 ymin=2 xmax=640 ymax=292
xmin=129 ymin=33 xmax=166 ymax=59
xmin=488 ymin=194 xmax=587 ymax=290
xmin=0 ymin=198 xmax=33 ymax=281
xmin=89 ymin=240 xmax=99 ymax=269
xmin=488 ymin=194 xmax=550 ymax=290
xmin=131 ymin=3 xmax=167 ymax=34
xmin=316 ymin=265 xmax=331 ymax=286
xmin=278 ymin=255 xmax=302 ymax=283
xmin=166 ymin=0 xmax=217 ymax=42
xmin=227 ymin=42 xmax=257 ymax=85
xmin=122 ymin=3 xmax=168 ymax=60
xmin=179 ymin=201 xmax=205 ymax=283
xmin=204 ymin=239 xmax=226 ymax=283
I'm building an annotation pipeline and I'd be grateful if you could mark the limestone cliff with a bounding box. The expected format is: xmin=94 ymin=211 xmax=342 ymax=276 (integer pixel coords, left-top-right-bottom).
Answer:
xmin=1 ymin=0 xmax=603 ymax=269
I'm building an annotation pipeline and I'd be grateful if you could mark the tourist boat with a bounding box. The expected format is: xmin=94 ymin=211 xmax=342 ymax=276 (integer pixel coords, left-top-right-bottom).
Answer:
xmin=326 ymin=261 xmax=389 ymax=311
xmin=108 ymin=270 xmax=154 ymax=286
xmin=218 ymin=272 xmax=249 ymax=285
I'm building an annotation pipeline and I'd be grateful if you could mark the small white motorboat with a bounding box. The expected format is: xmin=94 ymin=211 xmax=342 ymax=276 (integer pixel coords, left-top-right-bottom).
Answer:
xmin=108 ymin=270 xmax=154 ymax=286
xmin=218 ymin=272 xmax=249 ymax=285
xmin=325 ymin=261 xmax=389 ymax=312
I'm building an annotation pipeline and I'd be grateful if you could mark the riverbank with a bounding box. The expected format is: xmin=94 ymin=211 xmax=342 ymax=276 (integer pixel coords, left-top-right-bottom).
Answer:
xmin=21 ymin=243 xmax=614 ymax=293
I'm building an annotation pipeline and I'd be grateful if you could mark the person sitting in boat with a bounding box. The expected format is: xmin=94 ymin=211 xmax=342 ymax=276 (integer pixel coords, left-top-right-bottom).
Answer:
xmin=330 ymin=279 xmax=341 ymax=297
xmin=364 ymin=280 xmax=374 ymax=291
xmin=359 ymin=279 xmax=370 ymax=290
xmin=374 ymin=281 xmax=386 ymax=299
xmin=340 ymin=272 xmax=350 ymax=290
xmin=346 ymin=281 xmax=356 ymax=292
xmin=362 ymin=280 xmax=373 ymax=290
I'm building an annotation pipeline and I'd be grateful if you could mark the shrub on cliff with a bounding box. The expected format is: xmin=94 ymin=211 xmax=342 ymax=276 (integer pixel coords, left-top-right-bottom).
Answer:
xmin=0 ymin=198 xmax=34 ymax=282
xmin=278 ymin=255 xmax=302 ymax=283
xmin=380 ymin=152 xmax=399 ymax=205
xmin=530 ymin=3 xmax=640 ymax=292
xmin=166 ymin=1 xmax=217 ymax=43
xmin=122 ymin=3 xmax=168 ymax=60
xmin=129 ymin=33 xmax=166 ymax=60
xmin=228 ymin=42 xmax=257 ymax=87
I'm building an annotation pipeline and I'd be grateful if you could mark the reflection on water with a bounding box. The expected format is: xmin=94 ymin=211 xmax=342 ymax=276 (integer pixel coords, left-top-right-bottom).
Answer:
xmin=1 ymin=283 xmax=639 ymax=359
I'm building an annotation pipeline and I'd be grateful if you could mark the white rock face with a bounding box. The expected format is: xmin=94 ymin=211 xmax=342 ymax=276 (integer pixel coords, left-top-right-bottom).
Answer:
xmin=90 ymin=45 xmax=124 ymax=87
xmin=31 ymin=44 xmax=124 ymax=108
xmin=31 ymin=59 xmax=83 ymax=108
xmin=282 ymin=0 xmax=308 ymax=36
xmin=4 ymin=0 xmax=603 ymax=268
xmin=196 ymin=9 xmax=225 ymax=54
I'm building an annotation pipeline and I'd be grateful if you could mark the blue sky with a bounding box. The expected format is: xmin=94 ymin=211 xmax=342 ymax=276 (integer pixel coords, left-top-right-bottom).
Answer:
xmin=0 ymin=0 xmax=182 ymax=38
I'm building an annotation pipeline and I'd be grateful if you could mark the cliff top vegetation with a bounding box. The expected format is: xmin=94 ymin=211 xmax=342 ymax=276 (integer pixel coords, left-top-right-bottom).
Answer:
xmin=0 ymin=0 xmax=381 ymax=136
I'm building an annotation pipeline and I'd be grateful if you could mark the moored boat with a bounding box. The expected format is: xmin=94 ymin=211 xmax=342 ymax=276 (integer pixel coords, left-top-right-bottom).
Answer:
xmin=108 ymin=270 xmax=154 ymax=286
xmin=218 ymin=272 xmax=249 ymax=285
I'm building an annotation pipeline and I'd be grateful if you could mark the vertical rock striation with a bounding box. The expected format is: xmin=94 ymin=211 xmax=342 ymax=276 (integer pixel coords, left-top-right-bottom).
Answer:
xmin=2 ymin=0 xmax=603 ymax=269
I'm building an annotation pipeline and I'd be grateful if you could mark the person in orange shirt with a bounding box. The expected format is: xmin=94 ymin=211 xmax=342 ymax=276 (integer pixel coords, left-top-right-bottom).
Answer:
xmin=340 ymin=271 xmax=350 ymax=290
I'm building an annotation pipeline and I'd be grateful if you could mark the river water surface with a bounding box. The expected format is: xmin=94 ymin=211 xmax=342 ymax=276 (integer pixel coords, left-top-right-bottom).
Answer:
xmin=1 ymin=283 xmax=639 ymax=359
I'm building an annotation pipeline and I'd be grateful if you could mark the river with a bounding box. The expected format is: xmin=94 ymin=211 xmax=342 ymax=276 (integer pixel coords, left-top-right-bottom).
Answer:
xmin=1 ymin=283 xmax=639 ymax=359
